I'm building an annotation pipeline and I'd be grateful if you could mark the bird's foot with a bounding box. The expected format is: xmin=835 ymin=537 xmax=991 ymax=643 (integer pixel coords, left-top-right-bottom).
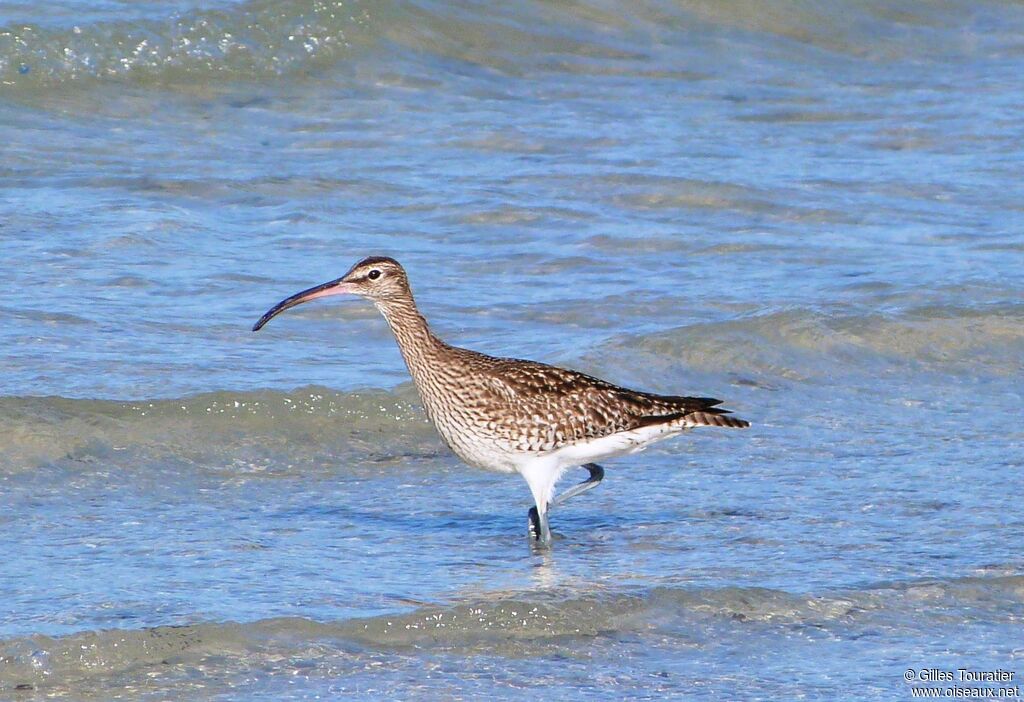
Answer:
xmin=527 ymin=506 xmax=552 ymax=544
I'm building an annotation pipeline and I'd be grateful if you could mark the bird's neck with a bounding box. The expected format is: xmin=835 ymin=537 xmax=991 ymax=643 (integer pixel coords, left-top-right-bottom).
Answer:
xmin=375 ymin=293 xmax=447 ymax=382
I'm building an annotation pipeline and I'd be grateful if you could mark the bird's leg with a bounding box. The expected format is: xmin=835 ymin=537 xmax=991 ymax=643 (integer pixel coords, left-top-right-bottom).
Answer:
xmin=527 ymin=464 xmax=604 ymax=542
xmin=551 ymin=463 xmax=605 ymax=507
xmin=526 ymin=464 xmax=603 ymax=543
xmin=527 ymin=504 xmax=552 ymax=544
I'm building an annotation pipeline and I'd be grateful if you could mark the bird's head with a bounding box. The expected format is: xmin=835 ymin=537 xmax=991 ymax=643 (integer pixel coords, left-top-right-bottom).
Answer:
xmin=252 ymin=256 xmax=408 ymax=331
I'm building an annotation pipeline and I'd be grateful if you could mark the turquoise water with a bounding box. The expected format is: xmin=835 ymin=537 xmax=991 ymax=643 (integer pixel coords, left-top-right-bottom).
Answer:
xmin=2 ymin=1 xmax=1023 ymax=698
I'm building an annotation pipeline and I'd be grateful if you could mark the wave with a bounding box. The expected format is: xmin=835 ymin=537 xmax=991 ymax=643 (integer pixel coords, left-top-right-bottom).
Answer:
xmin=0 ymin=385 xmax=437 ymax=472
xmin=601 ymin=304 xmax=1024 ymax=383
xmin=2 ymin=302 xmax=1020 ymax=468
xmin=2 ymin=569 xmax=1021 ymax=693
xmin=0 ymin=0 xmax=378 ymax=89
xmin=1 ymin=0 xmax=1012 ymax=91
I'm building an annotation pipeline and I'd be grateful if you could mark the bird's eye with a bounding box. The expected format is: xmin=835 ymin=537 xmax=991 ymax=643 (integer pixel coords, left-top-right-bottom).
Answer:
xmin=367 ymin=269 xmax=381 ymax=280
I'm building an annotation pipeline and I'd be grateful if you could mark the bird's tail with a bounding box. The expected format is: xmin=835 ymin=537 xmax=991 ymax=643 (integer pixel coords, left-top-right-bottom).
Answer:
xmin=637 ymin=405 xmax=751 ymax=430
xmin=655 ymin=394 xmax=751 ymax=429
xmin=682 ymin=411 xmax=750 ymax=429
xmin=635 ymin=393 xmax=750 ymax=430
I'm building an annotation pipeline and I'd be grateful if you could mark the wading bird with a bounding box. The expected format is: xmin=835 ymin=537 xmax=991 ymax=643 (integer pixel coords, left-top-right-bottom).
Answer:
xmin=253 ymin=257 xmax=749 ymax=545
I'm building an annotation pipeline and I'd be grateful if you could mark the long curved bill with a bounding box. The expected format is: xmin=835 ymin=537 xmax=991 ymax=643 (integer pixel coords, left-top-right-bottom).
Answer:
xmin=252 ymin=278 xmax=353 ymax=331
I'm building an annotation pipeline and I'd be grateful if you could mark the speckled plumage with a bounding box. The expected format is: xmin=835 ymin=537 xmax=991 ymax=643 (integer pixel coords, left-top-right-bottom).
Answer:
xmin=409 ymin=343 xmax=746 ymax=468
xmin=253 ymin=256 xmax=750 ymax=544
xmin=366 ymin=260 xmax=747 ymax=467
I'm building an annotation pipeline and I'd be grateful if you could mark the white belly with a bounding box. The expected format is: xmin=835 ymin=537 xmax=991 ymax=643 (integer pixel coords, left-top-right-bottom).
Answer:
xmin=546 ymin=422 xmax=687 ymax=470
xmin=425 ymin=390 xmax=688 ymax=479
xmin=433 ymin=422 xmax=521 ymax=473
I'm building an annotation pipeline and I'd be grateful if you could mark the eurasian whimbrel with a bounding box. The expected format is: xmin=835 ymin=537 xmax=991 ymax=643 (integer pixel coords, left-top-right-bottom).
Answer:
xmin=253 ymin=256 xmax=749 ymax=544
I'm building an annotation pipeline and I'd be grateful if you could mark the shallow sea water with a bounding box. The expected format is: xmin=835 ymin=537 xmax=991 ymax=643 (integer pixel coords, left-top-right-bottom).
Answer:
xmin=1 ymin=0 xmax=1023 ymax=699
